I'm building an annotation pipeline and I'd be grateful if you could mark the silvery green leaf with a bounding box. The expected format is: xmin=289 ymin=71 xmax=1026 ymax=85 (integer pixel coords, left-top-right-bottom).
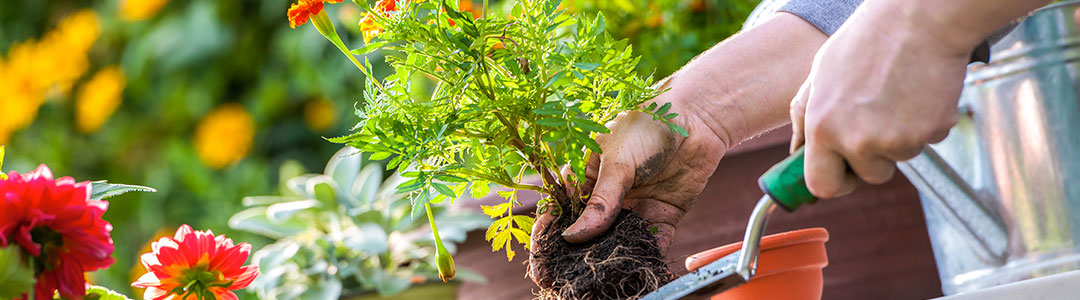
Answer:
xmin=350 ymin=164 xmax=383 ymax=207
xmin=344 ymin=223 xmax=388 ymax=254
xmin=266 ymin=200 xmax=321 ymax=223
xmin=89 ymin=181 xmax=157 ymax=201
xmin=325 ymin=147 xmax=363 ymax=193
xmin=299 ymin=278 xmax=342 ymax=300
xmin=228 ymin=207 xmax=308 ymax=239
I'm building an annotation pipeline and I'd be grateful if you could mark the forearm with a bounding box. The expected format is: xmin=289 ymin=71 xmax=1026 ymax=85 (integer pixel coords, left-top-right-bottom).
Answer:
xmin=658 ymin=13 xmax=826 ymax=148
xmin=878 ymin=0 xmax=1050 ymax=53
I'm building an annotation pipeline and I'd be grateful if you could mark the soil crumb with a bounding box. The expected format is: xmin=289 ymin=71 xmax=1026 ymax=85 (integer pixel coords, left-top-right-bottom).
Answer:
xmin=533 ymin=209 xmax=674 ymax=300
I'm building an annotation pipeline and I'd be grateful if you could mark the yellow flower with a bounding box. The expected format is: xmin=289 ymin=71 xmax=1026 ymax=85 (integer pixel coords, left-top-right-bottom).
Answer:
xmin=121 ymin=0 xmax=170 ymax=21
xmin=194 ymin=103 xmax=255 ymax=169
xmin=303 ymin=98 xmax=337 ymax=132
xmin=0 ymin=59 xmax=47 ymax=144
xmin=0 ymin=9 xmax=99 ymax=143
xmin=76 ymin=66 xmax=126 ymax=133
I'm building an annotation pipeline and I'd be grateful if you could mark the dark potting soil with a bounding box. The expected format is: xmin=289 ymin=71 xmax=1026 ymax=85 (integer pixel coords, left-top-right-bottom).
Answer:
xmin=532 ymin=209 xmax=674 ymax=300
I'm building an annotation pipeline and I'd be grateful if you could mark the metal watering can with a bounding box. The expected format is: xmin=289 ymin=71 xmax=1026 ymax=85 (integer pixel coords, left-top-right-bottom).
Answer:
xmin=897 ymin=1 xmax=1080 ymax=295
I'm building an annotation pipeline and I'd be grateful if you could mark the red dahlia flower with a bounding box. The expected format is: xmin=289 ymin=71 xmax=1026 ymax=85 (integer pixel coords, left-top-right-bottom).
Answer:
xmin=131 ymin=225 xmax=258 ymax=300
xmin=0 ymin=164 xmax=115 ymax=300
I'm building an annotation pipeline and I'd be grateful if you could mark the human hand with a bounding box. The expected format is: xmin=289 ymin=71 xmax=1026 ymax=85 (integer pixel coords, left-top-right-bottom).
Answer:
xmin=525 ymin=86 xmax=732 ymax=284
xmin=788 ymin=2 xmax=973 ymax=198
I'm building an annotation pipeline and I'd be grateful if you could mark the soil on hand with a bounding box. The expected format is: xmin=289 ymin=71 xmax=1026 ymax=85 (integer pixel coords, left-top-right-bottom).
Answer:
xmin=532 ymin=209 xmax=674 ymax=300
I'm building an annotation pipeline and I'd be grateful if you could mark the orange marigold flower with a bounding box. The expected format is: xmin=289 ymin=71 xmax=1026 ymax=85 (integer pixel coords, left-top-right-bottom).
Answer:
xmin=359 ymin=12 xmax=381 ymax=44
xmin=287 ymin=0 xmax=343 ymax=29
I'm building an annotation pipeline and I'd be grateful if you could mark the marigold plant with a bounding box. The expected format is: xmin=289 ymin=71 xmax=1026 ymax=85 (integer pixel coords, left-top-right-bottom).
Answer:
xmin=292 ymin=0 xmax=682 ymax=280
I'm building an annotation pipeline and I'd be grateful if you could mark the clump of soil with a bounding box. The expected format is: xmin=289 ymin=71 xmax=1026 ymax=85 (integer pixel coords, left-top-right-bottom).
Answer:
xmin=532 ymin=209 xmax=674 ymax=300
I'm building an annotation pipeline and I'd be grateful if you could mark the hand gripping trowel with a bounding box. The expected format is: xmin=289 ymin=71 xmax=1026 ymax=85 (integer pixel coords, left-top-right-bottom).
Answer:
xmin=641 ymin=147 xmax=817 ymax=300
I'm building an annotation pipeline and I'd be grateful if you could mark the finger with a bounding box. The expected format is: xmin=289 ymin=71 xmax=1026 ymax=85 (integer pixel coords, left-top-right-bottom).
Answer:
xmin=528 ymin=199 xmax=558 ymax=287
xmin=562 ymin=156 xmax=634 ymax=243
xmin=844 ymin=153 xmax=896 ymax=185
xmin=633 ymin=199 xmax=686 ymax=256
xmin=647 ymin=222 xmax=675 ymax=256
xmin=560 ymin=155 xmax=600 ymax=198
xmin=789 ymin=80 xmax=812 ymax=153
xmin=805 ymin=142 xmax=858 ymax=198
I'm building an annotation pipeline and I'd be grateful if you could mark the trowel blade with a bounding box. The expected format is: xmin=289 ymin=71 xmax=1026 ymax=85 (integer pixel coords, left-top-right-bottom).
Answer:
xmin=639 ymin=250 xmax=748 ymax=300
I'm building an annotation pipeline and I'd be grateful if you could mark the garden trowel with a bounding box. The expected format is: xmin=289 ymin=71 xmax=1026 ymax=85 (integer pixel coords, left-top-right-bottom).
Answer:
xmin=640 ymin=147 xmax=816 ymax=300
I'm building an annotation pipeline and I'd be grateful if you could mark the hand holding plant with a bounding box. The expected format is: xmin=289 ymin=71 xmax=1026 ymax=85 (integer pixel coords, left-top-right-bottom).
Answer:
xmin=292 ymin=0 xmax=686 ymax=298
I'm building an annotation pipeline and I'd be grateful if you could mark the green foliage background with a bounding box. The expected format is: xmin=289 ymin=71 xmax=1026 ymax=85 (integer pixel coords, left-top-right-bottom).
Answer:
xmin=0 ymin=0 xmax=753 ymax=296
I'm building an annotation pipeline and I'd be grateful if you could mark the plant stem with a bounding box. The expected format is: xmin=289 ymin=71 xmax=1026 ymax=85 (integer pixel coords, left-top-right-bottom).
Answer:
xmin=311 ymin=11 xmax=386 ymax=93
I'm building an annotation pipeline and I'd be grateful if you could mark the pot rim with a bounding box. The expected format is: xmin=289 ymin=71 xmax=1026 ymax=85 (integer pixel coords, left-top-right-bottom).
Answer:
xmin=685 ymin=227 xmax=829 ymax=271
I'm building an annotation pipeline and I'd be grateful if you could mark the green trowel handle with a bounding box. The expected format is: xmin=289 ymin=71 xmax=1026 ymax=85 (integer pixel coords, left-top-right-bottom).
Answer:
xmin=758 ymin=147 xmax=816 ymax=212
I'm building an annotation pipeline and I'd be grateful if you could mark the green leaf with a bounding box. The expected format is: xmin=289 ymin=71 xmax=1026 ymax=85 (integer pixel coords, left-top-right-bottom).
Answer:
xmin=432 ymin=182 xmax=457 ymax=198
xmin=536 ymin=118 xmax=566 ymax=127
xmin=89 ymin=181 xmax=157 ymax=201
xmin=0 ymin=246 xmax=34 ymax=299
xmin=368 ymin=151 xmax=393 ymax=161
xmin=573 ymin=62 xmax=600 ymax=70
xmin=667 ymin=122 xmax=689 ymax=137
xmin=656 ymin=102 xmax=672 ymax=116
xmin=351 ymin=41 xmax=390 ymax=56
xmin=82 ymin=286 xmax=134 ymax=300
xmin=312 ymin=181 xmax=337 ymax=208
xmin=572 ymin=118 xmax=609 ymax=133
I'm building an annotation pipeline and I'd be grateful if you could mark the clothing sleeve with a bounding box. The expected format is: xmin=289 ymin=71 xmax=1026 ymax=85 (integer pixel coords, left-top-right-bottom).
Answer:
xmin=778 ymin=0 xmax=863 ymax=36
xmin=770 ymin=0 xmax=1020 ymax=63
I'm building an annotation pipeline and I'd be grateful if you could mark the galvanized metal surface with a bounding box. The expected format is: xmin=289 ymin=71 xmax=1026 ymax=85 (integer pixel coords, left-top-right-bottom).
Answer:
xmin=902 ymin=1 xmax=1080 ymax=295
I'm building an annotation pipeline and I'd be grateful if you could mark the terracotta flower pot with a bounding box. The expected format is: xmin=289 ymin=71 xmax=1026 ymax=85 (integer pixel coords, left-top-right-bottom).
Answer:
xmin=684 ymin=227 xmax=830 ymax=300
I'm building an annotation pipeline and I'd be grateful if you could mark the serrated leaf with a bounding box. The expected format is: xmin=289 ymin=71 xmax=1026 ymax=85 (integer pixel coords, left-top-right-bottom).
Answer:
xmin=667 ymin=122 xmax=689 ymax=137
xmin=572 ymin=118 xmax=609 ymax=133
xmin=481 ymin=203 xmax=511 ymax=218
xmin=470 ymin=182 xmax=491 ymax=198
xmin=492 ymin=229 xmax=511 ymax=251
xmin=432 ymin=182 xmax=457 ymax=198
xmin=512 ymin=215 xmax=534 ymax=233
xmin=89 ymin=181 xmax=157 ymax=201
xmin=435 ymin=174 xmax=468 ymax=183
xmin=509 ymin=228 xmax=530 ymax=249
xmin=656 ymin=102 xmax=672 ymax=115
xmin=573 ymin=62 xmax=600 ymax=70
xmin=537 ymin=118 xmax=566 ymax=127
xmin=504 ymin=240 xmax=516 ymax=261
xmin=368 ymin=151 xmax=393 ymax=161
xmin=351 ymin=41 xmax=389 ymax=55
xmin=486 ymin=217 xmax=510 ymax=240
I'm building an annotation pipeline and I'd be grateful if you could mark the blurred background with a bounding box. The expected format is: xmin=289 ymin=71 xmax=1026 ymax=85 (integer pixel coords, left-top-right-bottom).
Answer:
xmin=0 ymin=0 xmax=755 ymax=297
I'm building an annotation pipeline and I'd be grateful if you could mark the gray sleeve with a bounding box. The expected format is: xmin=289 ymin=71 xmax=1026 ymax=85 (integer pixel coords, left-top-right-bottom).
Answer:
xmin=774 ymin=0 xmax=1020 ymax=63
xmin=778 ymin=0 xmax=863 ymax=36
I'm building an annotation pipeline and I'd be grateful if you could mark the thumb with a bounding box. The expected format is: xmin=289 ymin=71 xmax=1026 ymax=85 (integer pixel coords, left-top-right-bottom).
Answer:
xmin=562 ymin=155 xmax=634 ymax=243
xmin=789 ymin=80 xmax=812 ymax=154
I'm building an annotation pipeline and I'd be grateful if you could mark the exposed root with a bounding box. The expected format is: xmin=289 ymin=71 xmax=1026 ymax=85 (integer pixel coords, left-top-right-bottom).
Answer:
xmin=533 ymin=209 xmax=674 ymax=300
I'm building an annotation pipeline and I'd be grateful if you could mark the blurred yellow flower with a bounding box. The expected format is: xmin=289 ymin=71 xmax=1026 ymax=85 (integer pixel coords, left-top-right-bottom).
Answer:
xmin=121 ymin=0 xmax=169 ymax=21
xmin=76 ymin=66 xmax=126 ymax=133
xmin=194 ymin=103 xmax=255 ymax=169
xmin=0 ymin=9 xmax=99 ymax=143
xmin=303 ymin=98 xmax=337 ymax=132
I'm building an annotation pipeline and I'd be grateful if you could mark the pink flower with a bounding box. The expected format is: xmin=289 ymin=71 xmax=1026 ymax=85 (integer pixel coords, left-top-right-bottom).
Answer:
xmin=132 ymin=225 xmax=259 ymax=300
xmin=0 ymin=165 xmax=115 ymax=300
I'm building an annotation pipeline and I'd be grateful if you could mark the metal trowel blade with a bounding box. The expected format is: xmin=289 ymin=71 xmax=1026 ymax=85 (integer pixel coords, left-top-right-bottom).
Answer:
xmin=639 ymin=250 xmax=749 ymax=300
